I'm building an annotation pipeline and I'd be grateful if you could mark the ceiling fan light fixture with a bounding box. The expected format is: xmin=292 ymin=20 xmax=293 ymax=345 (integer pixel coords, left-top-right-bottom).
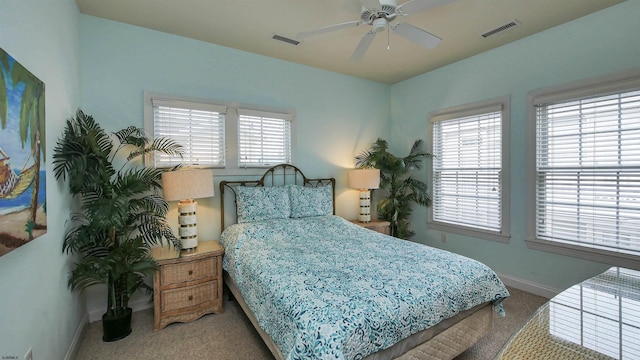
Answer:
xmin=361 ymin=0 xmax=397 ymax=22
xmin=372 ymin=18 xmax=388 ymax=32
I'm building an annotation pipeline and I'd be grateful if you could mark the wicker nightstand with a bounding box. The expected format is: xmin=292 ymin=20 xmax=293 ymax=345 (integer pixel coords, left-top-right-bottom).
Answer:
xmin=151 ymin=240 xmax=224 ymax=330
xmin=349 ymin=219 xmax=391 ymax=235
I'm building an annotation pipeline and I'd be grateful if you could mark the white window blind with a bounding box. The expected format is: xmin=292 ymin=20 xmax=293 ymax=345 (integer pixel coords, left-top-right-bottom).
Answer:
xmin=151 ymin=99 xmax=226 ymax=168
xmin=534 ymin=89 xmax=640 ymax=256
xmin=238 ymin=109 xmax=292 ymax=167
xmin=432 ymin=105 xmax=503 ymax=232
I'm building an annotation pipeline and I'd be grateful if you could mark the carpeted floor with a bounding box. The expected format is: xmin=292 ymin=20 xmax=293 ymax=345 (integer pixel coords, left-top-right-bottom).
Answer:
xmin=74 ymin=287 xmax=547 ymax=360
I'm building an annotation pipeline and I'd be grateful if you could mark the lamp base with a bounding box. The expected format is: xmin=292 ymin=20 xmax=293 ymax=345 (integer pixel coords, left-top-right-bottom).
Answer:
xmin=178 ymin=200 xmax=198 ymax=251
xmin=180 ymin=238 xmax=198 ymax=251
xmin=358 ymin=189 xmax=372 ymax=223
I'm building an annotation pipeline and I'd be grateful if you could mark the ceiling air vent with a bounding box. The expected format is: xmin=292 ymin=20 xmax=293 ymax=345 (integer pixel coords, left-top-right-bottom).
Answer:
xmin=481 ymin=20 xmax=520 ymax=38
xmin=272 ymin=34 xmax=300 ymax=46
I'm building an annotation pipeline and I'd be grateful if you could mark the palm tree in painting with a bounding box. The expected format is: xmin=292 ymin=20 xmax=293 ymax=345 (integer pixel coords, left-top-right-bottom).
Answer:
xmin=0 ymin=49 xmax=46 ymax=239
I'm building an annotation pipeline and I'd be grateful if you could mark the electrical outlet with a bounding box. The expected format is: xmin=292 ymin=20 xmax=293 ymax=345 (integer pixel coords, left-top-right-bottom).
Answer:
xmin=24 ymin=348 xmax=32 ymax=360
xmin=440 ymin=232 xmax=448 ymax=243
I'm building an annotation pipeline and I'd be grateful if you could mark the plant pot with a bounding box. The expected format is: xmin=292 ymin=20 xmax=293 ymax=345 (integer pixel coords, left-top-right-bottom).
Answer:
xmin=102 ymin=308 xmax=133 ymax=342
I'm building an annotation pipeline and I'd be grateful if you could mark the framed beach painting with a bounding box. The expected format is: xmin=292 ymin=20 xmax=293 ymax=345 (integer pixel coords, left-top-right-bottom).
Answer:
xmin=0 ymin=47 xmax=47 ymax=257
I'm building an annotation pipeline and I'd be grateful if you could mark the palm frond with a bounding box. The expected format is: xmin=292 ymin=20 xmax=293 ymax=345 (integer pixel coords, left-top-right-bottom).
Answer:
xmin=136 ymin=221 xmax=170 ymax=247
xmin=129 ymin=194 xmax=169 ymax=217
xmin=403 ymin=140 xmax=432 ymax=170
xmin=63 ymin=215 xmax=111 ymax=254
xmin=127 ymin=136 xmax=184 ymax=161
xmin=114 ymin=126 xmax=147 ymax=147
xmin=53 ymin=110 xmax=115 ymax=194
xmin=68 ymin=256 xmax=111 ymax=291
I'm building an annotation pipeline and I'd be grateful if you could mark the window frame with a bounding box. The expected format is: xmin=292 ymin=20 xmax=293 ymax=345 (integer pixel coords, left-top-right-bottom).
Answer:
xmin=144 ymin=91 xmax=296 ymax=176
xmin=526 ymin=68 xmax=640 ymax=269
xmin=237 ymin=108 xmax=293 ymax=168
xmin=147 ymin=96 xmax=227 ymax=169
xmin=427 ymin=96 xmax=511 ymax=243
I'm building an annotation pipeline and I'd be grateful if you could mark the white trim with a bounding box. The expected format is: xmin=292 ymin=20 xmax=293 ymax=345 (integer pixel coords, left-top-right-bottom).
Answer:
xmin=87 ymin=296 xmax=153 ymax=323
xmin=237 ymin=108 xmax=294 ymax=121
xmin=526 ymin=67 xmax=640 ymax=266
xmin=526 ymin=90 xmax=538 ymax=262
xmin=144 ymin=91 xmax=297 ymax=176
xmin=64 ymin=312 xmax=89 ymax=360
xmin=496 ymin=271 xmax=560 ymax=299
xmin=526 ymin=238 xmax=640 ymax=271
xmin=430 ymin=102 xmax=503 ymax=123
xmin=237 ymin=109 xmax=294 ymax=167
xmin=427 ymin=96 xmax=511 ymax=242
xmin=428 ymin=221 xmax=510 ymax=243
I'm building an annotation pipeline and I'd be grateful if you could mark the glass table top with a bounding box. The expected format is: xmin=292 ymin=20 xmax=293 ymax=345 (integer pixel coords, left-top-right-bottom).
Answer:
xmin=496 ymin=267 xmax=640 ymax=360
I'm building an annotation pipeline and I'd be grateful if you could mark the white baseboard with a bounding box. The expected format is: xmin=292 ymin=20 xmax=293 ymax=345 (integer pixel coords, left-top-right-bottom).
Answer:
xmin=64 ymin=312 xmax=88 ymax=360
xmin=67 ymin=298 xmax=154 ymax=358
xmin=496 ymin=271 xmax=561 ymax=299
xmin=87 ymin=297 xmax=154 ymax=323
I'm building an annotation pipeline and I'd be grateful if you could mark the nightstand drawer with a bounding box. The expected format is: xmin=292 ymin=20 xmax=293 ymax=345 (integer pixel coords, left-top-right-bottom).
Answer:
xmin=162 ymin=280 xmax=218 ymax=312
xmin=160 ymin=256 xmax=217 ymax=286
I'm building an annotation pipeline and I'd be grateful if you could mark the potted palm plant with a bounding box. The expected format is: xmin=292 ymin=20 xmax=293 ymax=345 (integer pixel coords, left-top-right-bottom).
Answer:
xmin=355 ymin=138 xmax=431 ymax=239
xmin=53 ymin=110 xmax=183 ymax=341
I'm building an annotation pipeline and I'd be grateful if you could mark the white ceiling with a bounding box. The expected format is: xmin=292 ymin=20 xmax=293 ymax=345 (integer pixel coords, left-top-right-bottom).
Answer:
xmin=76 ymin=0 xmax=624 ymax=84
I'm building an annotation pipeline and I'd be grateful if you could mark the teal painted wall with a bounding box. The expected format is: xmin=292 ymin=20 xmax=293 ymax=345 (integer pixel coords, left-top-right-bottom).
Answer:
xmin=79 ymin=14 xmax=390 ymax=215
xmin=390 ymin=0 xmax=640 ymax=291
xmin=79 ymin=15 xmax=390 ymax=315
xmin=2 ymin=0 xmax=638 ymax=356
xmin=0 ymin=0 xmax=83 ymax=359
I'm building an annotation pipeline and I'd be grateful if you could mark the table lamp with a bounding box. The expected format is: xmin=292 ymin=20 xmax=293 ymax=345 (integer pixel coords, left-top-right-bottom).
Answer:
xmin=348 ymin=168 xmax=380 ymax=223
xmin=161 ymin=169 xmax=215 ymax=250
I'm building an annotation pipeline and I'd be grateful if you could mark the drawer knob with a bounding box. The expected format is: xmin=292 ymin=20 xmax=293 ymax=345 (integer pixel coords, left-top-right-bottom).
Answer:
xmin=188 ymin=270 xmax=193 ymax=275
xmin=188 ymin=295 xmax=193 ymax=301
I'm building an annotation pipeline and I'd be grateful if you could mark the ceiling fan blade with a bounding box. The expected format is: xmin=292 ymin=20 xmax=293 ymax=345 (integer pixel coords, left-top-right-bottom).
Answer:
xmin=360 ymin=0 xmax=382 ymax=10
xmin=396 ymin=0 xmax=454 ymax=16
xmin=350 ymin=31 xmax=377 ymax=63
xmin=392 ymin=22 xmax=441 ymax=48
xmin=297 ymin=20 xmax=363 ymax=40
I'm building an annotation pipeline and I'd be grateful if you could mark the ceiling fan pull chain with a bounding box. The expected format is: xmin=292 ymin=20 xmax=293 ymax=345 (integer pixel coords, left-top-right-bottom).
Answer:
xmin=387 ymin=23 xmax=391 ymax=50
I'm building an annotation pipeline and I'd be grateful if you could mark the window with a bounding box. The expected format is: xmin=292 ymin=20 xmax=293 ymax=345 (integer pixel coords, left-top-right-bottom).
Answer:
xmin=527 ymin=69 xmax=640 ymax=268
xmin=144 ymin=92 xmax=295 ymax=173
xmin=427 ymin=97 xmax=510 ymax=242
xmin=149 ymin=97 xmax=226 ymax=168
xmin=238 ymin=109 xmax=293 ymax=167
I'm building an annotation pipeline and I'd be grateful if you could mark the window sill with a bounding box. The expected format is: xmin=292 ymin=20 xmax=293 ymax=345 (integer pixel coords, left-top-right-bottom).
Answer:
xmin=428 ymin=221 xmax=510 ymax=243
xmin=526 ymin=238 xmax=640 ymax=270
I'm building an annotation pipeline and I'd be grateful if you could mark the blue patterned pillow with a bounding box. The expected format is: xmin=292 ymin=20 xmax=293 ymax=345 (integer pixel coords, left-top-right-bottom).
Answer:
xmin=236 ymin=186 xmax=290 ymax=223
xmin=288 ymin=184 xmax=333 ymax=218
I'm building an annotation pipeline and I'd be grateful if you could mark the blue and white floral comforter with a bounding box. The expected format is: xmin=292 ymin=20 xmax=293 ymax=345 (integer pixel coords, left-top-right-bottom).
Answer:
xmin=221 ymin=215 xmax=509 ymax=360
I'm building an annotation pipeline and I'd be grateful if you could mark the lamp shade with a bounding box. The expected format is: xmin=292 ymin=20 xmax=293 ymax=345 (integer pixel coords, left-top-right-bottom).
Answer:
xmin=348 ymin=169 xmax=380 ymax=190
xmin=161 ymin=169 xmax=215 ymax=201
xmin=162 ymin=169 xmax=215 ymax=250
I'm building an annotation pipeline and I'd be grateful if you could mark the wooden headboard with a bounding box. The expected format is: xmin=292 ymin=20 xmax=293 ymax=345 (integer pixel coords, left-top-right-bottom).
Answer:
xmin=219 ymin=164 xmax=336 ymax=229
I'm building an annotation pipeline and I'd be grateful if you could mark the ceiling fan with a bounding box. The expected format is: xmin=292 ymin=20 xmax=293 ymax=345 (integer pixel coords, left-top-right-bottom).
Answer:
xmin=297 ymin=0 xmax=453 ymax=63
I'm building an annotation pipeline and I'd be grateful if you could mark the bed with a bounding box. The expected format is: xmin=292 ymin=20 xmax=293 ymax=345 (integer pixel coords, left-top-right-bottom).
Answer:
xmin=219 ymin=164 xmax=509 ymax=360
